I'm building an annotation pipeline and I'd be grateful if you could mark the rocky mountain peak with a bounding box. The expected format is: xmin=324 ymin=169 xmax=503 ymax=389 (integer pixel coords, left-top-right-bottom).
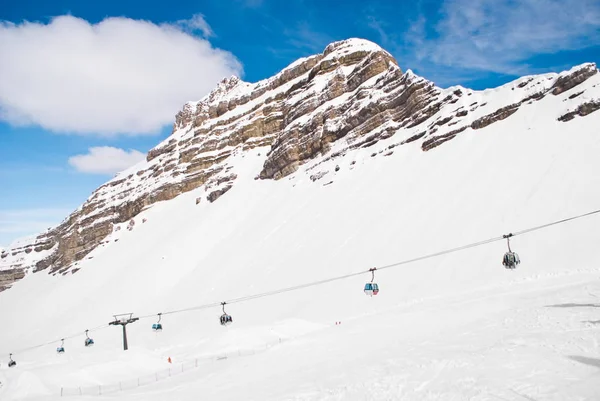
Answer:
xmin=1 ymin=40 xmax=599 ymax=292
xmin=206 ymin=75 xmax=243 ymax=103
xmin=323 ymin=38 xmax=389 ymax=57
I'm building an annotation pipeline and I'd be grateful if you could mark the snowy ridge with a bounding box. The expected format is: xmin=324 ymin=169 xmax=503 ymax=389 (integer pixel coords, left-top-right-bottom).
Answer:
xmin=2 ymin=31 xmax=600 ymax=396
xmin=0 ymin=40 xmax=599 ymax=293
xmin=0 ymin=39 xmax=600 ymax=396
xmin=1 ymin=90 xmax=600 ymax=398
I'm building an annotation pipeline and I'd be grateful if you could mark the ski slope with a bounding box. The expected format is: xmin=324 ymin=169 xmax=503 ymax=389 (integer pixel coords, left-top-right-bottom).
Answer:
xmin=1 ymin=85 xmax=600 ymax=400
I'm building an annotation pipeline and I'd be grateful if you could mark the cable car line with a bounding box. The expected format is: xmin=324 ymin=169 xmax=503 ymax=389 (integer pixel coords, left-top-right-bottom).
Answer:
xmin=9 ymin=323 xmax=110 ymax=356
xmin=4 ymin=207 xmax=600 ymax=360
xmin=511 ymin=208 xmax=600 ymax=237
xmin=131 ymin=207 xmax=600 ymax=323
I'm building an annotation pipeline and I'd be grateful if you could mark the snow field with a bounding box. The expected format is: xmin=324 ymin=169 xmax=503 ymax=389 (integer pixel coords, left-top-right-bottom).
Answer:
xmin=1 ymin=73 xmax=600 ymax=399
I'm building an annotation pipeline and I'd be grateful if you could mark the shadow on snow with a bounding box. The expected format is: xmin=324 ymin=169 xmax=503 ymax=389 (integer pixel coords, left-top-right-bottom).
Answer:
xmin=545 ymin=303 xmax=600 ymax=308
xmin=568 ymin=355 xmax=600 ymax=369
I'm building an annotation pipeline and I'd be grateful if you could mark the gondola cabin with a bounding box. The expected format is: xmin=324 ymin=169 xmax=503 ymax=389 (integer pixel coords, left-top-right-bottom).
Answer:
xmin=364 ymin=283 xmax=379 ymax=296
xmin=220 ymin=314 xmax=233 ymax=326
xmin=502 ymin=251 xmax=520 ymax=269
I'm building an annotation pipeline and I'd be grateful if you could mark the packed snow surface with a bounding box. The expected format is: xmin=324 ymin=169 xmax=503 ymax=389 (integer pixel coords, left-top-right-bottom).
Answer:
xmin=1 ymin=59 xmax=600 ymax=399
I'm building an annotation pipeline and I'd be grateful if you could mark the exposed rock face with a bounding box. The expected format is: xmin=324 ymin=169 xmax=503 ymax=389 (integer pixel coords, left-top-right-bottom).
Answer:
xmin=471 ymin=103 xmax=520 ymax=130
xmin=551 ymin=63 xmax=597 ymax=95
xmin=1 ymin=39 xmax=598 ymax=292
xmin=422 ymin=126 xmax=468 ymax=151
xmin=207 ymin=185 xmax=233 ymax=203
xmin=257 ymin=64 xmax=448 ymax=180
xmin=0 ymin=268 xmax=25 ymax=292
xmin=558 ymin=100 xmax=600 ymax=122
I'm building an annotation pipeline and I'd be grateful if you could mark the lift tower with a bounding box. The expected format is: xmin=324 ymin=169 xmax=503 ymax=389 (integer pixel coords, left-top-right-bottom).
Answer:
xmin=109 ymin=313 xmax=139 ymax=351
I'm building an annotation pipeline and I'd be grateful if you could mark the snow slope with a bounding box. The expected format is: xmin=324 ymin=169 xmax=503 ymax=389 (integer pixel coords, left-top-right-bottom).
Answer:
xmin=1 ymin=40 xmax=598 ymax=285
xmin=1 ymin=67 xmax=600 ymax=399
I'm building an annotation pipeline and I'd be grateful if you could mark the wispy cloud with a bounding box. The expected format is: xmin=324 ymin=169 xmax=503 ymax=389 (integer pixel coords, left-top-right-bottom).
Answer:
xmin=284 ymin=21 xmax=333 ymax=53
xmin=365 ymin=0 xmax=600 ymax=85
xmin=364 ymin=12 xmax=426 ymax=70
xmin=410 ymin=0 xmax=600 ymax=75
xmin=0 ymin=208 xmax=72 ymax=247
xmin=265 ymin=20 xmax=334 ymax=62
xmin=366 ymin=15 xmax=391 ymax=49
xmin=68 ymin=146 xmax=145 ymax=175
xmin=0 ymin=165 xmax=66 ymax=177
xmin=175 ymin=14 xmax=213 ymax=37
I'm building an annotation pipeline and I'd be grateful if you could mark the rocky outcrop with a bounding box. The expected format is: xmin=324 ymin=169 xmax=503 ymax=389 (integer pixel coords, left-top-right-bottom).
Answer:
xmin=0 ymin=268 xmax=25 ymax=292
xmin=422 ymin=126 xmax=468 ymax=151
xmin=259 ymin=66 xmax=445 ymax=180
xmin=1 ymin=39 xmax=598 ymax=292
xmin=552 ymin=63 xmax=597 ymax=95
xmin=207 ymin=185 xmax=233 ymax=203
xmin=471 ymin=103 xmax=520 ymax=130
xmin=558 ymin=99 xmax=600 ymax=122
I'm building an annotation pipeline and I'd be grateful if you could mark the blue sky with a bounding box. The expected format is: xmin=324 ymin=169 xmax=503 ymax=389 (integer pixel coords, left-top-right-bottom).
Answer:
xmin=1 ymin=0 xmax=599 ymax=247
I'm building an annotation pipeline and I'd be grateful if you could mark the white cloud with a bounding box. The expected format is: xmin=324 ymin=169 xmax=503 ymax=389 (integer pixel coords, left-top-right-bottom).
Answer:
xmin=68 ymin=146 xmax=146 ymax=175
xmin=0 ymin=15 xmax=242 ymax=135
xmin=408 ymin=0 xmax=600 ymax=75
xmin=176 ymin=14 xmax=213 ymax=37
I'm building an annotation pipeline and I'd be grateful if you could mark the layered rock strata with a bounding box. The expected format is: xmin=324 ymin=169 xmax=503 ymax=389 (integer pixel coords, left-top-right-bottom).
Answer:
xmin=1 ymin=39 xmax=598 ymax=291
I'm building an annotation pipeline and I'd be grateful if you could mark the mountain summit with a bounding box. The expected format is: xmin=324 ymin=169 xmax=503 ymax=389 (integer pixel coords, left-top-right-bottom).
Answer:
xmin=1 ymin=39 xmax=599 ymax=291
xmin=2 ymin=36 xmax=600 ymax=400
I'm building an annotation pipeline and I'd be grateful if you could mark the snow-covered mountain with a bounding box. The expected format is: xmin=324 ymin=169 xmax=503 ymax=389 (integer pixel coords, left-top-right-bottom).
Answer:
xmin=1 ymin=38 xmax=600 ymax=400
xmin=1 ymin=39 xmax=598 ymax=291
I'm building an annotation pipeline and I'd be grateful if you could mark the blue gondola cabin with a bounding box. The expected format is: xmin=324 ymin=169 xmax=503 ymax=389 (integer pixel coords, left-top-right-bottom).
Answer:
xmin=364 ymin=283 xmax=379 ymax=296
